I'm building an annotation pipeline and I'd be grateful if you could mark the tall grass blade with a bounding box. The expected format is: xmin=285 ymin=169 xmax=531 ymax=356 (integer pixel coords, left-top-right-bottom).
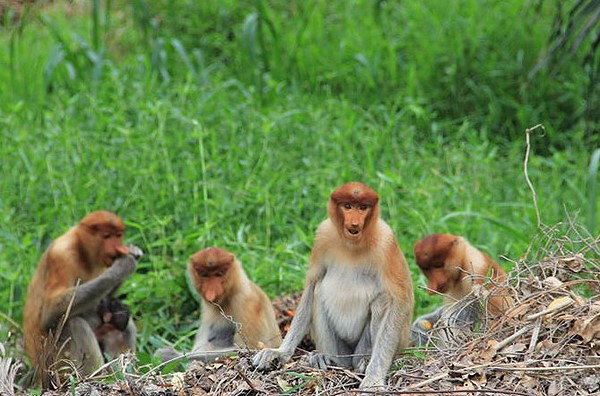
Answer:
xmin=43 ymin=44 xmax=67 ymax=91
xmin=91 ymin=0 xmax=101 ymax=51
xmin=241 ymin=12 xmax=258 ymax=85
xmin=39 ymin=14 xmax=72 ymax=56
xmin=171 ymin=39 xmax=197 ymax=79
xmin=255 ymin=0 xmax=277 ymax=73
xmin=440 ymin=211 xmax=529 ymax=243
xmin=192 ymin=49 xmax=208 ymax=85
xmin=151 ymin=37 xmax=170 ymax=82
xmin=588 ymin=149 xmax=600 ymax=233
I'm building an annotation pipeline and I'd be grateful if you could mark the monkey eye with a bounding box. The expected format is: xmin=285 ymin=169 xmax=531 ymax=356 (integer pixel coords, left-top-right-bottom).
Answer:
xmin=214 ymin=271 xmax=224 ymax=277
xmin=102 ymin=233 xmax=111 ymax=239
xmin=343 ymin=203 xmax=352 ymax=210
xmin=358 ymin=204 xmax=368 ymax=211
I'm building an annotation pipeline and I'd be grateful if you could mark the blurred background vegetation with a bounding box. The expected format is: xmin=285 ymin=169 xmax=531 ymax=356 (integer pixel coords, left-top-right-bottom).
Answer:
xmin=0 ymin=0 xmax=598 ymax=386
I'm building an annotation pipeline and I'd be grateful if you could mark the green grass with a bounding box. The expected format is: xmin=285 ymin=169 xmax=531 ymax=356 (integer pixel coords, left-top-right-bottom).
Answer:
xmin=0 ymin=0 xmax=597 ymax=389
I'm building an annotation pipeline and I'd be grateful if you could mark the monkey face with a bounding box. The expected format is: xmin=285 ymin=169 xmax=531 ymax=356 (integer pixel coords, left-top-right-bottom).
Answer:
xmin=98 ymin=298 xmax=130 ymax=331
xmin=79 ymin=211 xmax=129 ymax=267
xmin=337 ymin=202 xmax=372 ymax=239
xmin=189 ymin=247 xmax=235 ymax=303
xmin=100 ymin=232 xmax=129 ymax=266
xmin=328 ymin=182 xmax=380 ymax=242
xmin=196 ymin=267 xmax=229 ymax=302
xmin=421 ymin=266 xmax=453 ymax=294
xmin=414 ymin=233 xmax=461 ymax=295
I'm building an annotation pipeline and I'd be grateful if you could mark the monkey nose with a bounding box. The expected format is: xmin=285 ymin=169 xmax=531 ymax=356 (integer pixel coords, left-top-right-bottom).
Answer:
xmin=204 ymin=289 xmax=217 ymax=302
xmin=116 ymin=245 xmax=130 ymax=256
xmin=426 ymin=285 xmax=438 ymax=295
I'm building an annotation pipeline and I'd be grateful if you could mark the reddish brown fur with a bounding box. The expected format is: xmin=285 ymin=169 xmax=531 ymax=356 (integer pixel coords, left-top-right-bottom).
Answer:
xmin=188 ymin=247 xmax=282 ymax=350
xmin=327 ymin=182 xmax=380 ymax=247
xmin=23 ymin=211 xmax=132 ymax=376
xmin=189 ymin=247 xmax=235 ymax=303
xmin=414 ymin=233 xmax=510 ymax=315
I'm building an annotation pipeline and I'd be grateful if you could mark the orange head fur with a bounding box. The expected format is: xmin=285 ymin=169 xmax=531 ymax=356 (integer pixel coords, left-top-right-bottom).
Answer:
xmin=327 ymin=182 xmax=380 ymax=243
xmin=189 ymin=247 xmax=235 ymax=303
xmin=78 ymin=211 xmax=128 ymax=267
xmin=413 ymin=233 xmax=463 ymax=295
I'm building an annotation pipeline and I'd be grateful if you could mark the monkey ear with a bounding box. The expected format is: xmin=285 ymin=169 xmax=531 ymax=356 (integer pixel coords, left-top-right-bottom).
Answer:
xmin=190 ymin=262 xmax=201 ymax=273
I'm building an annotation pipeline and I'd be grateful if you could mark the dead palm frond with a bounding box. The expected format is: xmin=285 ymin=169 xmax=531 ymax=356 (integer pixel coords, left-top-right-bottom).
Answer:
xmin=0 ymin=343 xmax=22 ymax=396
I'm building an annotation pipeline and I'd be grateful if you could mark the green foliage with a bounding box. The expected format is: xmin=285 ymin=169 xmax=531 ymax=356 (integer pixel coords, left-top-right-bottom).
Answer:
xmin=0 ymin=0 xmax=597 ymax=390
xmin=119 ymin=0 xmax=598 ymax=148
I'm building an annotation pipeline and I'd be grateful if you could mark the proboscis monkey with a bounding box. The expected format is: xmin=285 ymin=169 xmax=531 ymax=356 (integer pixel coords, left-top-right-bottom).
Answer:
xmin=23 ymin=211 xmax=142 ymax=386
xmin=252 ymin=182 xmax=414 ymax=391
xmin=94 ymin=296 xmax=132 ymax=358
xmin=411 ymin=233 xmax=510 ymax=346
xmin=155 ymin=247 xmax=281 ymax=362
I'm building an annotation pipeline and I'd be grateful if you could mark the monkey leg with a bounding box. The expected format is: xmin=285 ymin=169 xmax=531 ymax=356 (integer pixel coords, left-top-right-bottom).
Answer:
xmin=122 ymin=318 xmax=137 ymax=353
xmin=435 ymin=297 xmax=481 ymax=348
xmin=155 ymin=321 xmax=237 ymax=364
xmin=205 ymin=321 xmax=236 ymax=349
xmin=154 ymin=347 xmax=183 ymax=363
xmin=410 ymin=306 xmax=444 ymax=347
xmin=99 ymin=318 xmax=136 ymax=360
xmin=352 ymin=324 xmax=373 ymax=373
xmin=66 ymin=316 xmax=104 ymax=377
xmin=309 ymin=306 xmax=353 ymax=369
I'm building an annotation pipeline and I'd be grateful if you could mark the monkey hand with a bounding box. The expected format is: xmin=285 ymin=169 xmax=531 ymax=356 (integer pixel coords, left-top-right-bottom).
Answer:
xmin=251 ymin=348 xmax=293 ymax=371
xmin=352 ymin=355 xmax=369 ymax=374
xmin=126 ymin=245 xmax=144 ymax=261
xmin=109 ymin=254 xmax=138 ymax=278
xmin=306 ymin=352 xmax=342 ymax=370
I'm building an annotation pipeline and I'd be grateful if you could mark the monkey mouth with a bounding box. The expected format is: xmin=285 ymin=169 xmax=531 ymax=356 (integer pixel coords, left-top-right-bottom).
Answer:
xmin=104 ymin=255 xmax=118 ymax=266
xmin=346 ymin=228 xmax=361 ymax=237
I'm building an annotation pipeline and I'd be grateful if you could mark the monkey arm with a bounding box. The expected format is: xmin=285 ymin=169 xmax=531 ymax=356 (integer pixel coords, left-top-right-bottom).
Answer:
xmin=42 ymin=253 xmax=139 ymax=332
xmin=360 ymin=298 xmax=408 ymax=390
xmin=279 ymin=280 xmax=315 ymax=353
xmin=105 ymin=244 xmax=144 ymax=295
xmin=410 ymin=306 xmax=445 ymax=346
xmin=415 ymin=306 xmax=444 ymax=326
xmin=155 ymin=322 xmax=238 ymax=364
xmin=252 ymin=279 xmax=316 ymax=370
xmin=191 ymin=319 xmax=236 ymax=351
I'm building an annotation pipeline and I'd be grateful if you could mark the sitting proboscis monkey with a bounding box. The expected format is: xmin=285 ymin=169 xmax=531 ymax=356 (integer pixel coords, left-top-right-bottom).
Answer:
xmin=23 ymin=211 xmax=142 ymax=387
xmin=252 ymin=182 xmax=414 ymax=391
xmin=155 ymin=247 xmax=281 ymax=362
xmin=410 ymin=233 xmax=511 ymax=347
